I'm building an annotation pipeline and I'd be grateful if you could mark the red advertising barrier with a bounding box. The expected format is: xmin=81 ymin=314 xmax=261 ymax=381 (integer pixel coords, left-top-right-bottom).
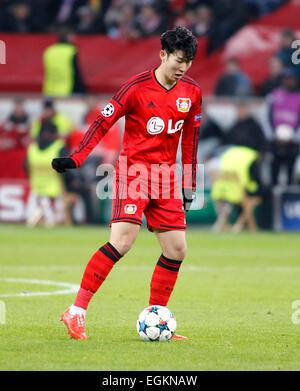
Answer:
xmin=0 ymin=179 xmax=87 ymax=224
xmin=0 ymin=179 xmax=31 ymax=222
xmin=0 ymin=34 xmax=207 ymax=94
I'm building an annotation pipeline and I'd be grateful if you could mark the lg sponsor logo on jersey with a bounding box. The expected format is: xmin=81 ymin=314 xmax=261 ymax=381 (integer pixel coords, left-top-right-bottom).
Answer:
xmin=147 ymin=117 xmax=184 ymax=135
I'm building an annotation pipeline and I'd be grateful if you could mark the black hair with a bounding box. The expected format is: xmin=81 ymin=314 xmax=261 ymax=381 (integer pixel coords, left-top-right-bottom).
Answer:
xmin=160 ymin=26 xmax=198 ymax=62
xmin=43 ymin=98 xmax=54 ymax=109
xmin=57 ymin=26 xmax=74 ymax=43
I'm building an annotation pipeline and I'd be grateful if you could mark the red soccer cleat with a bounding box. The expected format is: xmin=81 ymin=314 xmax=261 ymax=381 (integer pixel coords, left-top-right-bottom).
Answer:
xmin=171 ymin=333 xmax=188 ymax=340
xmin=61 ymin=307 xmax=87 ymax=340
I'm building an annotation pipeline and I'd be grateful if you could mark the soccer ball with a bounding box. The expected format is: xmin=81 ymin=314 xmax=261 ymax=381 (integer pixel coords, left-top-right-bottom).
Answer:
xmin=136 ymin=305 xmax=176 ymax=342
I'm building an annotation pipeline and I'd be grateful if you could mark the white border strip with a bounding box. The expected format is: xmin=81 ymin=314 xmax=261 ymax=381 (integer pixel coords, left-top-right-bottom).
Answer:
xmin=1 ymin=265 xmax=300 ymax=272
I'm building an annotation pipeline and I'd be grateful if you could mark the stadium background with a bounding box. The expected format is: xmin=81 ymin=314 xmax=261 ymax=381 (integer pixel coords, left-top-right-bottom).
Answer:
xmin=0 ymin=0 xmax=300 ymax=231
xmin=1 ymin=0 xmax=300 ymax=374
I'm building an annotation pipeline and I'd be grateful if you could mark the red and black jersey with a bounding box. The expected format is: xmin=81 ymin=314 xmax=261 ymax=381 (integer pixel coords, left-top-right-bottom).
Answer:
xmin=70 ymin=69 xmax=202 ymax=190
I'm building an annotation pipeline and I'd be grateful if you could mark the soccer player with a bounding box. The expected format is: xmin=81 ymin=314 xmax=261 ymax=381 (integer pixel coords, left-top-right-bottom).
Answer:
xmin=52 ymin=26 xmax=202 ymax=340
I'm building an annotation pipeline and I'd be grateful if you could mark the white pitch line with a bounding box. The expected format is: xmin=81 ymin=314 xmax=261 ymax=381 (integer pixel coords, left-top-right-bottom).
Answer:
xmin=1 ymin=265 xmax=299 ymax=298
xmin=0 ymin=278 xmax=79 ymax=298
xmin=0 ymin=266 xmax=82 ymax=271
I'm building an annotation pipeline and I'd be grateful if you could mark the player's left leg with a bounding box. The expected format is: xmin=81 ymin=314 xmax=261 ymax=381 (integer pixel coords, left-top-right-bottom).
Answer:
xmin=144 ymin=195 xmax=186 ymax=308
xmin=150 ymin=229 xmax=188 ymax=340
xmin=149 ymin=229 xmax=186 ymax=307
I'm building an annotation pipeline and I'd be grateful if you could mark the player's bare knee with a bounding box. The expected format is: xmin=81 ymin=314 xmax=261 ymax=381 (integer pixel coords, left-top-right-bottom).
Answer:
xmin=110 ymin=236 xmax=134 ymax=255
xmin=166 ymin=243 xmax=187 ymax=261
xmin=110 ymin=222 xmax=139 ymax=255
xmin=177 ymin=244 xmax=187 ymax=260
xmin=117 ymin=241 xmax=133 ymax=255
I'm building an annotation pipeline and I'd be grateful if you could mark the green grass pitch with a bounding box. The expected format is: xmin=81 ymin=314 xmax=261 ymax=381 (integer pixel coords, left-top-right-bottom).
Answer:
xmin=0 ymin=223 xmax=300 ymax=371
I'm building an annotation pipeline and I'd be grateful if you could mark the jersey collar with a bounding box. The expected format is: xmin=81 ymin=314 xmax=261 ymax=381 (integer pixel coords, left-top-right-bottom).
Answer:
xmin=152 ymin=68 xmax=178 ymax=93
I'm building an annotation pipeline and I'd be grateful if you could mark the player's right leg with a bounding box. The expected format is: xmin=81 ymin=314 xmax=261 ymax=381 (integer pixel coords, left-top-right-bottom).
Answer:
xmin=61 ymin=222 xmax=140 ymax=339
xmin=151 ymin=228 xmax=188 ymax=341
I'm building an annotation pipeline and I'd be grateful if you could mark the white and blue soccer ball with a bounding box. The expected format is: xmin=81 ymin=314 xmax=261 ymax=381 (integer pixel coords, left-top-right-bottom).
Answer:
xmin=136 ymin=305 xmax=176 ymax=342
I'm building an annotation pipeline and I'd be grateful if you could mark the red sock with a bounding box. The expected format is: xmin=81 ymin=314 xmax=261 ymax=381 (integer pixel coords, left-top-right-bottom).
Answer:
xmin=74 ymin=242 xmax=122 ymax=310
xmin=149 ymin=254 xmax=182 ymax=307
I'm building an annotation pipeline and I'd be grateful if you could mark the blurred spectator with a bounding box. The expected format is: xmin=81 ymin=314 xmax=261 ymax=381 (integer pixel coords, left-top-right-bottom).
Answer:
xmin=173 ymin=8 xmax=197 ymax=30
xmin=104 ymin=0 xmax=136 ymax=37
xmin=0 ymin=0 xmax=61 ymax=33
xmin=0 ymin=0 xmax=287 ymax=37
xmin=167 ymin=0 xmax=187 ymax=15
xmin=3 ymin=1 xmax=38 ymax=33
xmin=0 ymin=97 xmax=30 ymax=179
xmin=0 ymin=0 xmax=9 ymax=31
xmin=193 ymin=5 xmax=213 ymax=36
xmin=2 ymin=97 xmax=30 ymax=140
xmin=197 ymin=107 xmax=226 ymax=163
xmin=215 ymin=58 xmax=253 ymax=97
xmin=266 ymin=68 xmax=300 ymax=185
xmin=107 ymin=4 xmax=141 ymax=39
xmin=26 ymin=122 xmax=77 ymax=227
xmin=34 ymin=0 xmax=62 ymax=32
xmin=50 ymin=0 xmax=109 ymax=32
xmin=43 ymin=27 xmax=86 ymax=97
xmin=245 ymin=0 xmax=285 ymax=16
xmin=75 ymin=5 xmax=103 ymax=34
xmin=210 ymin=145 xmax=264 ymax=232
xmin=136 ymin=5 xmax=167 ymax=37
xmin=173 ymin=4 xmax=213 ymax=36
xmin=208 ymin=0 xmax=249 ymax=52
xmin=275 ymin=28 xmax=300 ymax=79
xmin=139 ymin=0 xmax=167 ymax=12
xmin=55 ymin=0 xmax=78 ymax=25
xmin=61 ymin=158 xmax=99 ymax=224
xmin=30 ymin=99 xmax=74 ymax=141
xmin=104 ymin=0 xmax=140 ymax=39
xmin=225 ymin=102 xmax=268 ymax=151
xmin=259 ymin=55 xmax=284 ymax=97
xmin=207 ymin=0 xmax=281 ymax=52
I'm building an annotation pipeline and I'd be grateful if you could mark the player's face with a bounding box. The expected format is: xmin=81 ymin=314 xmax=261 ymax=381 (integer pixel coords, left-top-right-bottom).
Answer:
xmin=160 ymin=50 xmax=192 ymax=83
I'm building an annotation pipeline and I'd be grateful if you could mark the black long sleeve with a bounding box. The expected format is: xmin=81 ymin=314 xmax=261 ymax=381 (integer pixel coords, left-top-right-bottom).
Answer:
xmin=72 ymin=53 xmax=86 ymax=94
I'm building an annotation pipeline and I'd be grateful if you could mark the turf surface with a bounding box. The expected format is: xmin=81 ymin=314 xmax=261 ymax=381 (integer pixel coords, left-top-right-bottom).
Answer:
xmin=0 ymin=224 xmax=299 ymax=371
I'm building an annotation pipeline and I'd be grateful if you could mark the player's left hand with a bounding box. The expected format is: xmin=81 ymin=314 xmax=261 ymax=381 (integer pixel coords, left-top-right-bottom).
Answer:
xmin=52 ymin=157 xmax=76 ymax=173
xmin=182 ymin=188 xmax=195 ymax=212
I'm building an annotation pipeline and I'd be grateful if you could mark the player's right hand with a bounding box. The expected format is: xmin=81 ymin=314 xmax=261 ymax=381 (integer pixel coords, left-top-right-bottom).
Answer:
xmin=51 ymin=157 xmax=77 ymax=173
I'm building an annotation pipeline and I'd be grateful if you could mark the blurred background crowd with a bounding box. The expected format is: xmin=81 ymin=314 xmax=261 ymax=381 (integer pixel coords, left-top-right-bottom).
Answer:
xmin=0 ymin=0 xmax=300 ymax=231
xmin=0 ymin=0 xmax=290 ymax=49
